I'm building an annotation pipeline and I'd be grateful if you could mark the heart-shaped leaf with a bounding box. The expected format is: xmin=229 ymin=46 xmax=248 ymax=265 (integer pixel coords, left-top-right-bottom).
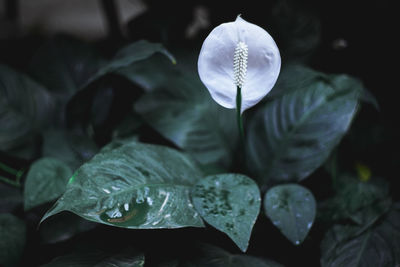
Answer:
xmin=24 ymin=157 xmax=73 ymax=211
xmin=41 ymin=141 xmax=204 ymax=229
xmin=247 ymin=73 xmax=360 ymax=184
xmin=192 ymin=174 xmax=261 ymax=252
xmin=264 ymin=184 xmax=316 ymax=245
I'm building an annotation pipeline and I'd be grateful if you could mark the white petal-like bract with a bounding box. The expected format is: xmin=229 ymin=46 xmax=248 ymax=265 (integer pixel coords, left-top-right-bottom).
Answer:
xmin=198 ymin=16 xmax=281 ymax=113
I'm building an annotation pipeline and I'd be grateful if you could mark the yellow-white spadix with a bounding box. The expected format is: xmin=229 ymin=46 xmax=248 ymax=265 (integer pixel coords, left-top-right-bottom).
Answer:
xmin=198 ymin=15 xmax=281 ymax=113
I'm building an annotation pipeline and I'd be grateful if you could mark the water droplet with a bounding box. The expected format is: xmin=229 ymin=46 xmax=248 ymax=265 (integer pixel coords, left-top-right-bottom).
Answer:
xmin=103 ymin=188 xmax=111 ymax=194
xmin=295 ymin=240 xmax=300 ymax=245
xmin=99 ymin=199 xmax=149 ymax=226
xmin=296 ymin=213 xmax=302 ymax=218
xmin=111 ymin=186 xmax=120 ymax=191
xmin=307 ymin=222 xmax=312 ymax=229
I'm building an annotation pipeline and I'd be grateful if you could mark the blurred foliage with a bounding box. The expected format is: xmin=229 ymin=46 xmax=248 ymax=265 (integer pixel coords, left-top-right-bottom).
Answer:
xmin=0 ymin=0 xmax=396 ymax=266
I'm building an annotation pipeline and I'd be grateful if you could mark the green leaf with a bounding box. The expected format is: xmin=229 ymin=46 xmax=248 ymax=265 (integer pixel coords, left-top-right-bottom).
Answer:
xmin=191 ymin=174 xmax=261 ymax=252
xmin=264 ymin=184 xmax=316 ymax=245
xmin=181 ymin=243 xmax=284 ymax=267
xmin=246 ymin=73 xmax=360 ymax=184
xmin=24 ymin=157 xmax=73 ymax=210
xmin=88 ymin=40 xmax=175 ymax=85
xmin=41 ymin=141 xmax=204 ymax=229
xmin=0 ymin=65 xmax=53 ymax=158
xmin=42 ymin=248 xmax=144 ymax=267
xmin=134 ymin=55 xmax=238 ymax=166
xmin=321 ymin=204 xmax=400 ymax=267
xmin=0 ymin=214 xmax=26 ymax=267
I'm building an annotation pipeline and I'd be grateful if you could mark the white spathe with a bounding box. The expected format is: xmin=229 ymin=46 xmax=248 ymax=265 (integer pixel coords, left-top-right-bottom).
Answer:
xmin=198 ymin=16 xmax=281 ymax=113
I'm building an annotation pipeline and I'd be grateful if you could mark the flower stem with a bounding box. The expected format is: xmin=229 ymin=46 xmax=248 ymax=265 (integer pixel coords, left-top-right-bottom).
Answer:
xmin=0 ymin=175 xmax=20 ymax=187
xmin=0 ymin=162 xmax=19 ymax=175
xmin=236 ymin=86 xmax=245 ymax=145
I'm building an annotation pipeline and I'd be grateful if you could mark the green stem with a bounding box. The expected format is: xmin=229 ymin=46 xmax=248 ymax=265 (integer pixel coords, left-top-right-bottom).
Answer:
xmin=0 ymin=162 xmax=19 ymax=175
xmin=236 ymin=86 xmax=245 ymax=143
xmin=0 ymin=175 xmax=20 ymax=187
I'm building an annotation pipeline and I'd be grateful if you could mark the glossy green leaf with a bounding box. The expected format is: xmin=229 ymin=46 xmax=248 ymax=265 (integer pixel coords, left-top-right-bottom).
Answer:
xmin=321 ymin=204 xmax=400 ymax=267
xmin=192 ymin=174 xmax=261 ymax=252
xmin=88 ymin=40 xmax=175 ymax=85
xmin=246 ymin=74 xmax=360 ymax=184
xmin=134 ymin=54 xmax=238 ymax=166
xmin=0 ymin=65 xmax=53 ymax=158
xmin=42 ymin=248 xmax=144 ymax=267
xmin=24 ymin=157 xmax=72 ymax=210
xmin=41 ymin=141 xmax=204 ymax=229
xmin=264 ymin=184 xmax=316 ymax=245
xmin=0 ymin=214 xmax=26 ymax=267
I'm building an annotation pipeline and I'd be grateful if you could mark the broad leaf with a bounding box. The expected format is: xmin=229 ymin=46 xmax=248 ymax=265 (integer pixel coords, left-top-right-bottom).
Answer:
xmin=24 ymin=157 xmax=73 ymax=210
xmin=134 ymin=54 xmax=238 ymax=166
xmin=41 ymin=141 xmax=204 ymax=229
xmin=42 ymin=248 xmax=144 ymax=267
xmin=0 ymin=214 xmax=26 ymax=267
xmin=321 ymin=204 xmax=400 ymax=267
xmin=192 ymin=174 xmax=261 ymax=252
xmin=264 ymin=184 xmax=316 ymax=245
xmin=87 ymin=40 xmax=175 ymax=85
xmin=246 ymin=73 xmax=360 ymax=184
xmin=0 ymin=65 xmax=53 ymax=158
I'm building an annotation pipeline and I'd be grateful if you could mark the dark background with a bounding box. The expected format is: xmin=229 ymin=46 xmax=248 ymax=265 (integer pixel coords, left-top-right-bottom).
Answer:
xmin=0 ymin=0 xmax=397 ymax=266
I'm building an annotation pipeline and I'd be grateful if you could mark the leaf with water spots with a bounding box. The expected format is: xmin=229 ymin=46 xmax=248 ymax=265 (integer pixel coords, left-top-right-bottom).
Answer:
xmin=264 ymin=184 xmax=316 ymax=245
xmin=191 ymin=174 xmax=261 ymax=252
xmin=41 ymin=141 xmax=204 ymax=229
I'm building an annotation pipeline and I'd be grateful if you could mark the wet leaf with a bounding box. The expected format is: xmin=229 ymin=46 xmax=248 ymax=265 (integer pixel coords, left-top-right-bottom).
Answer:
xmin=246 ymin=73 xmax=360 ymax=184
xmin=41 ymin=141 xmax=204 ymax=229
xmin=24 ymin=157 xmax=73 ymax=210
xmin=264 ymin=184 xmax=316 ymax=245
xmin=0 ymin=214 xmax=26 ymax=267
xmin=192 ymin=174 xmax=261 ymax=252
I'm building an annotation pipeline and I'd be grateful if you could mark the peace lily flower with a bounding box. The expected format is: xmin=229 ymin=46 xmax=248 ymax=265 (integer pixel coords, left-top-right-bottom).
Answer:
xmin=198 ymin=15 xmax=281 ymax=113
